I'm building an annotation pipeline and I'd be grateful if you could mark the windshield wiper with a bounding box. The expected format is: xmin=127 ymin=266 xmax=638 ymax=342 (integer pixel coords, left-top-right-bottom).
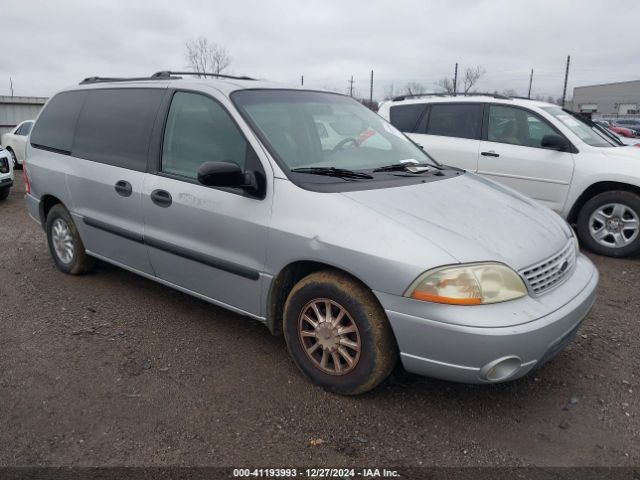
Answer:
xmin=290 ymin=167 xmax=373 ymax=179
xmin=372 ymin=163 xmax=436 ymax=173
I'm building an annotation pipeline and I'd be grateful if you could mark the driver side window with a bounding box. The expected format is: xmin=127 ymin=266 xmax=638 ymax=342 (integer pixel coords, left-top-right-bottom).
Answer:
xmin=488 ymin=105 xmax=556 ymax=148
xmin=162 ymin=92 xmax=248 ymax=179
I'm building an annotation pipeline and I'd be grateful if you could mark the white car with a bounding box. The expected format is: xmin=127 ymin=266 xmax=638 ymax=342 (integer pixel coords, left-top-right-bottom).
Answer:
xmin=379 ymin=94 xmax=640 ymax=257
xmin=1 ymin=120 xmax=34 ymax=168
xmin=0 ymin=146 xmax=14 ymax=200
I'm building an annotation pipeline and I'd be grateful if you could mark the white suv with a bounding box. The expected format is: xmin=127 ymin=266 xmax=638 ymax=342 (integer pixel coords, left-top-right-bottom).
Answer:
xmin=379 ymin=94 xmax=640 ymax=257
xmin=0 ymin=146 xmax=14 ymax=200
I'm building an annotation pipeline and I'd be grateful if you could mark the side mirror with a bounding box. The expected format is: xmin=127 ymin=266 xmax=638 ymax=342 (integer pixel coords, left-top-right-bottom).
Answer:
xmin=197 ymin=161 xmax=257 ymax=191
xmin=541 ymin=134 xmax=569 ymax=152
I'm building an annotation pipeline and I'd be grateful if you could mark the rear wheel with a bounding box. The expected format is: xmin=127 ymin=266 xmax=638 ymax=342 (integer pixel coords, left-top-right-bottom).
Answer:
xmin=283 ymin=270 xmax=397 ymax=395
xmin=0 ymin=186 xmax=9 ymax=201
xmin=45 ymin=204 xmax=95 ymax=274
xmin=577 ymin=190 xmax=640 ymax=257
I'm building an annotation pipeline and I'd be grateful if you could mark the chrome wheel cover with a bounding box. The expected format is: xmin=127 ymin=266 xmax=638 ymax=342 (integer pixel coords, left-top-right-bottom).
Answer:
xmin=589 ymin=203 xmax=639 ymax=249
xmin=51 ymin=218 xmax=75 ymax=264
xmin=297 ymin=298 xmax=361 ymax=376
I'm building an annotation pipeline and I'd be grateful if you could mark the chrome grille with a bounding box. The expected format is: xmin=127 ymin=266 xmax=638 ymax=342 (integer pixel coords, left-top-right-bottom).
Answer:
xmin=520 ymin=239 xmax=577 ymax=296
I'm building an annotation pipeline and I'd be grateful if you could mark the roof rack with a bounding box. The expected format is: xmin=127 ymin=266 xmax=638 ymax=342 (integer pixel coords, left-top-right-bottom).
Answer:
xmin=152 ymin=70 xmax=256 ymax=81
xmin=79 ymin=75 xmax=172 ymax=85
xmin=392 ymin=92 xmax=511 ymax=102
xmin=80 ymin=71 xmax=256 ymax=85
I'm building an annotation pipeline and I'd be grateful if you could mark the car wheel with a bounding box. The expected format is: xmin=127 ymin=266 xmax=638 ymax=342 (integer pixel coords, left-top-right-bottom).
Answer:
xmin=7 ymin=149 xmax=18 ymax=169
xmin=0 ymin=186 xmax=9 ymax=201
xmin=283 ymin=270 xmax=397 ymax=395
xmin=577 ymin=190 xmax=640 ymax=257
xmin=45 ymin=204 xmax=95 ymax=274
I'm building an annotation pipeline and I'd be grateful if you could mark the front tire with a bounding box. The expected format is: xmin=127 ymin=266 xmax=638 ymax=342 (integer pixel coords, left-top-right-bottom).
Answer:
xmin=45 ymin=204 xmax=95 ymax=274
xmin=0 ymin=186 xmax=9 ymax=201
xmin=577 ymin=190 xmax=640 ymax=257
xmin=283 ymin=270 xmax=397 ymax=395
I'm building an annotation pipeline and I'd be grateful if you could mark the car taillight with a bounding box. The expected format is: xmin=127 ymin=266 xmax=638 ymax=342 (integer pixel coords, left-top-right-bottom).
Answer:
xmin=23 ymin=160 xmax=30 ymax=194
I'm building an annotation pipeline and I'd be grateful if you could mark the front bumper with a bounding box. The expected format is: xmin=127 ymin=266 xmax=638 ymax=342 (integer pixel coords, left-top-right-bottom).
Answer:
xmin=375 ymin=254 xmax=598 ymax=383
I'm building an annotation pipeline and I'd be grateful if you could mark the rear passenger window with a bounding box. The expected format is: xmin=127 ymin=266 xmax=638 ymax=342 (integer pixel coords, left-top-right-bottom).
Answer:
xmin=425 ymin=104 xmax=482 ymax=140
xmin=31 ymin=91 xmax=87 ymax=153
xmin=161 ymin=92 xmax=249 ymax=179
xmin=73 ymin=89 xmax=164 ymax=171
xmin=389 ymin=104 xmax=426 ymax=133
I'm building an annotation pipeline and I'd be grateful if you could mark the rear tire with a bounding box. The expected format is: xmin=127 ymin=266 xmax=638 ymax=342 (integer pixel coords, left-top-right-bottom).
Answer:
xmin=0 ymin=186 xmax=9 ymax=201
xmin=45 ymin=204 xmax=95 ymax=274
xmin=283 ymin=270 xmax=397 ymax=395
xmin=577 ymin=190 xmax=640 ymax=257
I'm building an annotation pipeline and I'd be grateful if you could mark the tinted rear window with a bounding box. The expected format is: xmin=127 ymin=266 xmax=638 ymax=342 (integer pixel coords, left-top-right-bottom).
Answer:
xmin=73 ymin=88 xmax=164 ymax=171
xmin=389 ymin=104 xmax=426 ymax=132
xmin=31 ymin=91 xmax=87 ymax=153
xmin=424 ymin=103 xmax=483 ymax=139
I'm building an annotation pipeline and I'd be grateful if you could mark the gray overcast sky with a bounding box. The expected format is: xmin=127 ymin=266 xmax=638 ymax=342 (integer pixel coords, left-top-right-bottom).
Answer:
xmin=3 ymin=0 xmax=640 ymax=100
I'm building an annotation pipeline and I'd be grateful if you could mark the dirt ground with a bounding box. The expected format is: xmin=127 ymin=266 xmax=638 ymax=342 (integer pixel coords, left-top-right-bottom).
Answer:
xmin=0 ymin=175 xmax=638 ymax=468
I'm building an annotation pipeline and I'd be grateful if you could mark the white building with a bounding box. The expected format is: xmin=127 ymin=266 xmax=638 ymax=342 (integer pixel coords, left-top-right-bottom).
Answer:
xmin=0 ymin=96 xmax=48 ymax=137
xmin=572 ymin=80 xmax=640 ymax=116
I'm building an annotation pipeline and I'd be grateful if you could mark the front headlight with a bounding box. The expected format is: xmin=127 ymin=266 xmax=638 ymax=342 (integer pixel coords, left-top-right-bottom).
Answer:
xmin=405 ymin=263 xmax=528 ymax=305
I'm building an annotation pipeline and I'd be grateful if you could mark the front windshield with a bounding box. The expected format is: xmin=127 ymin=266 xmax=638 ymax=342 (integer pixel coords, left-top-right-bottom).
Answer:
xmin=232 ymin=90 xmax=433 ymax=171
xmin=542 ymin=107 xmax=615 ymax=148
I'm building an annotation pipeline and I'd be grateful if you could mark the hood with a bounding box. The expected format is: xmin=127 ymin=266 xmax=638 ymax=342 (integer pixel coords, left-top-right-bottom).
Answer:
xmin=340 ymin=173 xmax=571 ymax=270
xmin=601 ymin=145 xmax=640 ymax=159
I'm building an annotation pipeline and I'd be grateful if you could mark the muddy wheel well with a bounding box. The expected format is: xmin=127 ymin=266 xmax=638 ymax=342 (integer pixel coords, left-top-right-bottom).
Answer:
xmin=39 ymin=194 xmax=63 ymax=227
xmin=568 ymin=182 xmax=640 ymax=224
xmin=266 ymin=261 xmax=370 ymax=336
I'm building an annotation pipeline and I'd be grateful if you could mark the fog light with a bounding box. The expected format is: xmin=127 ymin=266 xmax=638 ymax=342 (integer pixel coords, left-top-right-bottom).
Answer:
xmin=480 ymin=356 xmax=522 ymax=382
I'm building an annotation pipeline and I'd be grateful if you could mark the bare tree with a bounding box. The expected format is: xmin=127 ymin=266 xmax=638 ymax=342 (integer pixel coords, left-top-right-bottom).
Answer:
xmin=184 ymin=37 xmax=231 ymax=76
xmin=383 ymin=83 xmax=397 ymax=100
xmin=501 ymin=88 xmax=518 ymax=97
xmin=435 ymin=77 xmax=455 ymax=94
xmin=462 ymin=65 xmax=486 ymax=93
xmin=403 ymin=81 xmax=425 ymax=96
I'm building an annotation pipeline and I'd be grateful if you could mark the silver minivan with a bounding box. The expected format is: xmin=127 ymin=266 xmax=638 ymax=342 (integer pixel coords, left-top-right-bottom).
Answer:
xmin=24 ymin=71 xmax=598 ymax=394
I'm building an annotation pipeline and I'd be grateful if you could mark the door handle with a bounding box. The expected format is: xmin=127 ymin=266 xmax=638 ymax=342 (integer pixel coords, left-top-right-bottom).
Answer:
xmin=481 ymin=151 xmax=500 ymax=157
xmin=150 ymin=189 xmax=172 ymax=208
xmin=114 ymin=180 xmax=133 ymax=197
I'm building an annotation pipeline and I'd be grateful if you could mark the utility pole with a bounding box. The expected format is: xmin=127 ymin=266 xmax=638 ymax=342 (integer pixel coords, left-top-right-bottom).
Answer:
xmin=348 ymin=75 xmax=354 ymax=97
xmin=9 ymin=77 xmax=14 ymax=97
xmin=301 ymin=75 xmax=304 ymax=86
xmin=561 ymin=55 xmax=571 ymax=108
xmin=528 ymin=69 xmax=534 ymax=99
xmin=453 ymin=63 xmax=458 ymax=95
xmin=369 ymin=70 xmax=374 ymax=104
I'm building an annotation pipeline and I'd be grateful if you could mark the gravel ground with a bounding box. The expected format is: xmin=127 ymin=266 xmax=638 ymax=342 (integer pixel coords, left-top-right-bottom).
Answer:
xmin=0 ymin=175 xmax=638 ymax=468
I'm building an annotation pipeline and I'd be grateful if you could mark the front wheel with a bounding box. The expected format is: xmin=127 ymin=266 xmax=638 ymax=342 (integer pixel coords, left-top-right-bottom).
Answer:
xmin=283 ymin=270 xmax=397 ymax=395
xmin=577 ymin=190 xmax=640 ymax=257
xmin=45 ymin=204 xmax=95 ymax=274
xmin=0 ymin=186 xmax=9 ymax=201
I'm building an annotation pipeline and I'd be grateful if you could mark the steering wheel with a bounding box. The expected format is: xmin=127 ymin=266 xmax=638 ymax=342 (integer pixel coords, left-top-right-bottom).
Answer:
xmin=332 ymin=137 xmax=360 ymax=152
